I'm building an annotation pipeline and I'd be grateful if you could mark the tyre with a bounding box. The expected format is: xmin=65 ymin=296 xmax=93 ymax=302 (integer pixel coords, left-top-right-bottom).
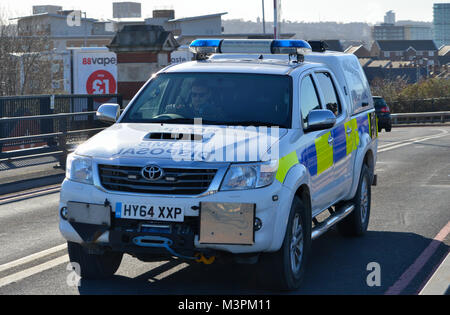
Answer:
xmin=257 ymin=196 xmax=311 ymax=291
xmin=337 ymin=165 xmax=371 ymax=237
xmin=386 ymin=126 xmax=392 ymax=132
xmin=67 ymin=242 xmax=123 ymax=280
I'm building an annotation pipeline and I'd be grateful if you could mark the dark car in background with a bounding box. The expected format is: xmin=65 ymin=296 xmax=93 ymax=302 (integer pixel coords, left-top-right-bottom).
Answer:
xmin=373 ymin=96 xmax=392 ymax=132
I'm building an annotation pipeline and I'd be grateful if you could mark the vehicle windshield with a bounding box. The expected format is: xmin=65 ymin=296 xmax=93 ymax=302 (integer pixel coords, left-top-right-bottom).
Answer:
xmin=373 ymin=97 xmax=387 ymax=109
xmin=121 ymin=73 xmax=292 ymax=128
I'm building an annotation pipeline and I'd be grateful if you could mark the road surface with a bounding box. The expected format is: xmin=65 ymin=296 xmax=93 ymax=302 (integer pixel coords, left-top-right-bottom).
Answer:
xmin=0 ymin=126 xmax=449 ymax=295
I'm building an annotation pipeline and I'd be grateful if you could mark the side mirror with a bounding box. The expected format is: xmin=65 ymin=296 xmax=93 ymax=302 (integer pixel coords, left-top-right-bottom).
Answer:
xmin=97 ymin=104 xmax=120 ymax=123
xmin=306 ymin=109 xmax=336 ymax=132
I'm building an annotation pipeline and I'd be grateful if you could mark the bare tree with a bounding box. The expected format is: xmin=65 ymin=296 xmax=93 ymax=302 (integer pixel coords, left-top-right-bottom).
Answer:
xmin=0 ymin=7 xmax=53 ymax=96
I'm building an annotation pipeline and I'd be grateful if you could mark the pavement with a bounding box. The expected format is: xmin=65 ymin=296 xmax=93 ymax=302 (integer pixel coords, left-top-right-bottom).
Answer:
xmin=0 ymin=154 xmax=65 ymax=195
xmin=0 ymin=126 xmax=448 ymax=295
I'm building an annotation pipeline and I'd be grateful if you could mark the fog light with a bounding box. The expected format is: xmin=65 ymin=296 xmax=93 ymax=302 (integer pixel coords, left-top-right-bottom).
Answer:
xmin=254 ymin=217 xmax=262 ymax=231
xmin=60 ymin=207 xmax=68 ymax=220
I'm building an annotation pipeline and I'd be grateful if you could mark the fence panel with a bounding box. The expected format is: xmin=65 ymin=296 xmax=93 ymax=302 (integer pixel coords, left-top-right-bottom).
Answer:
xmin=0 ymin=94 xmax=122 ymax=156
xmin=389 ymin=97 xmax=450 ymax=113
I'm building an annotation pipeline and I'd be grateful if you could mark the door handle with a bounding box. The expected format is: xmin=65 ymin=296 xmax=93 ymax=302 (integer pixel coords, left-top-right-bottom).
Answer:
xmin=328 ymin=136 xmax=334 ymax=145
xmin=346 ymin=127 xmax=352 ymax=135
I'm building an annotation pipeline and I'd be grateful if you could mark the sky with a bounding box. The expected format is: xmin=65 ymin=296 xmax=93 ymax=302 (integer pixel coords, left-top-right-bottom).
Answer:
xmin=1 ymin=0 xmax=448 ymax=24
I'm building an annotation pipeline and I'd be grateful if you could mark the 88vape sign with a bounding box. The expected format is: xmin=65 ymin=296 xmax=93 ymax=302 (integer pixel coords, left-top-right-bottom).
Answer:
xmin=73 ymin=50 xmax=118 ymax=96
xmin=86 ymin=70 xmax=116 ymax=95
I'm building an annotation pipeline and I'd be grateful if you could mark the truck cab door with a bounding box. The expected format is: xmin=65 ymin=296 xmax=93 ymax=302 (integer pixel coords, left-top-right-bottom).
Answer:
xmin=313 ymin=71 xmax=354 ymax=201
xmin=299 ymin=73 xmax=336 ymax=213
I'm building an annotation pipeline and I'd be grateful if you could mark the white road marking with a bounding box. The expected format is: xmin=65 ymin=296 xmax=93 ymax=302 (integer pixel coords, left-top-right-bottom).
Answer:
xmin=0 ymin=255 xmax=69 ymax=288
xmin=0 ymin=244 xmax=67 ymax=273
xmin=378 ymin=130 xmax=449 ymax=153
xmin=148 ymin=262 xmax=189 ymax=283
xmin=378 ymin=129 xmax=448 ymax=150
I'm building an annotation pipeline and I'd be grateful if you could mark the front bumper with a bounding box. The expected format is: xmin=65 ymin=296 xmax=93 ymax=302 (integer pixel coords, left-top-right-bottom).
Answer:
xmin=59 ymin=178 xmax=286 ymax=255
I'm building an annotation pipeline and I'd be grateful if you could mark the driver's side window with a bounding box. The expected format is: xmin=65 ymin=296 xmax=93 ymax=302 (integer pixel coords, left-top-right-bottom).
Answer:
xmin=300 ymin=75 xmax=322 ymax=129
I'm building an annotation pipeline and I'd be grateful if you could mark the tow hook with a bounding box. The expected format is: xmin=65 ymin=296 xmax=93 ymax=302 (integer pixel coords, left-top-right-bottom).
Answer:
xmin=195 ymin=253 xmax=216 ymax=265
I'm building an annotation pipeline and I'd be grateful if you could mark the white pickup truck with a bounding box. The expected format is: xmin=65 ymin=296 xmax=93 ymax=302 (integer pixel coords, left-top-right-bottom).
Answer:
xmin=59 ymin=39 xmax=378 ymax=290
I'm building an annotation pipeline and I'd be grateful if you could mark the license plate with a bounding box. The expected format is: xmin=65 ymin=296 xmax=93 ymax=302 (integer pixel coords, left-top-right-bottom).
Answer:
xmin=115 ymin=202 xmax=184 ymax=222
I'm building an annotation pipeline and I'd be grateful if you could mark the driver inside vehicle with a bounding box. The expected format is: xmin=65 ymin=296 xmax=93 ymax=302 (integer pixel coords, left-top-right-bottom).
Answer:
xmin=164 ymin=80 xmax=225 ymax=120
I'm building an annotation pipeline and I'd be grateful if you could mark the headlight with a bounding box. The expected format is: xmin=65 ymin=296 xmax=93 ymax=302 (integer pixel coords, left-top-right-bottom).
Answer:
xmin=66 ymin=154 xmax=93 ymax=185
xmin=220 ymin=160 xmax=279 ymax=191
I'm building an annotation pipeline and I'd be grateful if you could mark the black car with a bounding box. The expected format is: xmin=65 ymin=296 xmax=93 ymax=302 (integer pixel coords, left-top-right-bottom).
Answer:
xmin=373 ymin=96 xmax=392 ymax=132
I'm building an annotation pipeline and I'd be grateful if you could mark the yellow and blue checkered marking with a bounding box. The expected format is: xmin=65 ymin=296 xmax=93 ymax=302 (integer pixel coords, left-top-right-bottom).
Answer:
xmin=276 ymin=113 xmax=375 ymax=183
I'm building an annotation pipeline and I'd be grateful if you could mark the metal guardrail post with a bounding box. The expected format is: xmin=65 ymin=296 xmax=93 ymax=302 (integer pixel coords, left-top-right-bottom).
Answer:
xmin=57 ymin=116 xmax=68 ymax=169
xmin=87 ymin=96 xmax=94 ymax=127
xmin=118 ymin=94 xmax=123 ymax=109
xmin=40 ymin=96 xmax=55 ymax=147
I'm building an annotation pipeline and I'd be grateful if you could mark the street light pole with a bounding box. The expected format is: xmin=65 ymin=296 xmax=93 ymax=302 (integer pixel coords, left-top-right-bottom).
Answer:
xmin=83 ymin=12 xmax=87 ymax=47
xmin=262 ymin=0 xmax=266 ymax=34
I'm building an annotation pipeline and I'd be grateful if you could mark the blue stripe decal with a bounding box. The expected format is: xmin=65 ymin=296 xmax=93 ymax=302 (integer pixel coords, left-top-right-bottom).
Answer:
xmin=332 ymin=124 xmax=346 ymax=163
xmin=305 ymin=143 xmax=318 ymax=177
xmin=357 ymin=115 xmax=369 ymax=135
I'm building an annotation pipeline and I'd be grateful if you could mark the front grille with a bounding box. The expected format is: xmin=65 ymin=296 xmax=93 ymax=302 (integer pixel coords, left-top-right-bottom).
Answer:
xmin=98 ymin=165 xmax=217 ymax=195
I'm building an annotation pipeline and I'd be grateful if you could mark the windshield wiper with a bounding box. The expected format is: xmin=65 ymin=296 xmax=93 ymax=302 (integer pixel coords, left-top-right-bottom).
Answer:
xmin=146 ymin=118 xmax=197 ymax=124
xmin=220 ymin=121 xmax=285 ymax=128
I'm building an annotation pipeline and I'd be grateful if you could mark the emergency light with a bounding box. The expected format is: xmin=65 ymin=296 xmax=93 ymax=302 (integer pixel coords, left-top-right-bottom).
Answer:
xmin=189 ymin=39 xmax=312 ymax=57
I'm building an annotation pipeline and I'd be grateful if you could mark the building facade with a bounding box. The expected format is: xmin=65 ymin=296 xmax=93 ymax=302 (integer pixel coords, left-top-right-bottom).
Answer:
xmin=370 ymin=40 xmax=439 ymax=66
xmin=145 ymin=10 xmax=227 ymax=37
xmin=373 ymin=24 xmax=433 ymax=41
xmin=433 ymin=3 xmax=450 ymax=47
xmin=113 ymin=2 xmax=142 ymax=19
xmin=373 ymin=25 xmax=405 ymax=41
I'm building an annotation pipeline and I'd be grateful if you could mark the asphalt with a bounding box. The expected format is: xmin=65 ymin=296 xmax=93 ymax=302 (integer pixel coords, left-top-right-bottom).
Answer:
xmin=0 ymin=126 xmax=448 ymax=295
xmin=0 ymin=154 xmax=64 ymax=195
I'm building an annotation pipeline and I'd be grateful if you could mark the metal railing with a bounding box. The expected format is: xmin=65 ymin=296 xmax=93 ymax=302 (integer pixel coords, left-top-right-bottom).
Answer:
xmin=391 ymin=111 xmax=450 ymax=125
xmin=389 ymin=97 xmax=450 ymax=113
xmin=0 ymin=94 xmax=122 ymax=165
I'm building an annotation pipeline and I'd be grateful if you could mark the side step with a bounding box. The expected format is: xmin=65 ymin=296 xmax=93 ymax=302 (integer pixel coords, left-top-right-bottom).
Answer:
xmin=311 ymin=204 xmax=355 ymax=240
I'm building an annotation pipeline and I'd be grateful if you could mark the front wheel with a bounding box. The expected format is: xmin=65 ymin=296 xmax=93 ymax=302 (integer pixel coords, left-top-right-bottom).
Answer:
xmin=337 ymin=165 xmax=371 ymax=237
xmin=257 ymin=196 xmax=311 ymax=291
xmin=67 ymin=242 xmax=123 ymax=280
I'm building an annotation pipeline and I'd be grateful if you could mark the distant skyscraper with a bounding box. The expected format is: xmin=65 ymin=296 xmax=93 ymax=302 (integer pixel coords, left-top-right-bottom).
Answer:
xmin=433 ymin=3 xmax=450 ymax=47
xmin=384 ymin=10 xmax=396 ymax=25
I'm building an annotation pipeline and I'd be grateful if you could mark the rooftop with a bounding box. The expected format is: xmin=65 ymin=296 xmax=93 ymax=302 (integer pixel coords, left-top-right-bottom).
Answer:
xmin=168 ymin=12 xmax=228 ymax=23
xmin=375 ymin=40 xmax=438 ymax=51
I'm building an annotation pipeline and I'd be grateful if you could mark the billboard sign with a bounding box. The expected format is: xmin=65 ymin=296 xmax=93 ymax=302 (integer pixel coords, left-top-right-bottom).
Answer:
xmin=73 ymin=48 xmax=117 ymax=96
xmin=170 ymin=46 xmax=194 ymax=64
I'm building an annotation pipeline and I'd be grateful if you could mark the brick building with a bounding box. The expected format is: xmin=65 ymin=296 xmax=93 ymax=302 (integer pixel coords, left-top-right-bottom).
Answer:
xmin=370 ymin=40 xmax=439 ymax=66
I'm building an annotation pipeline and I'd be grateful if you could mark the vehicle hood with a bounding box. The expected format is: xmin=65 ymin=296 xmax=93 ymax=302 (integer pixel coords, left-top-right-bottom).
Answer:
xmin=75 ymin=123 xmax=288 ymax=163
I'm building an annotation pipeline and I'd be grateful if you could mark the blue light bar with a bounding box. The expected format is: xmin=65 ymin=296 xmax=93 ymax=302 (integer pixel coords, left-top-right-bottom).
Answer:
xmin=189 ymin=39 xmax=312 ymax=58
xmin=190 ymin=39 xmax=223 ymax=54
xmin=271 ymin=40 xmax=312 ymax=55
xmin=271 ymin=40 xmax=312 ymax=49
xmin=190 ymin=39 xmax=222 ymax=48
